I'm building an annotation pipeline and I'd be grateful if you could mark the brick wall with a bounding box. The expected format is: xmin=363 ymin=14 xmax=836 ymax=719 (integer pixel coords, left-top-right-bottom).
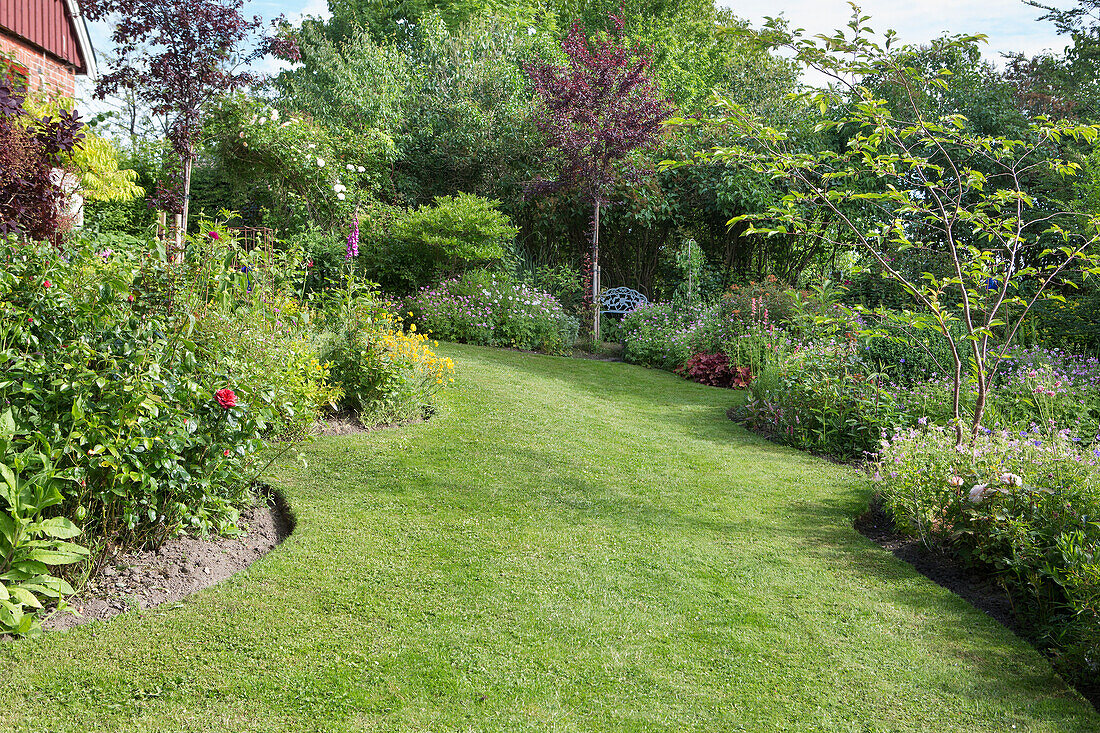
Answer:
xmin=0 ymin=31 xmax=75 ymax=98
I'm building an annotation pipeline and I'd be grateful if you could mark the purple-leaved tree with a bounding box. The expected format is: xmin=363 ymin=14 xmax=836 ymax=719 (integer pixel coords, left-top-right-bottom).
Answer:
xmin=525 ymin=11 xmax=673 ymax=341
xmin=83 ymin=0 xmax=299 ymax=258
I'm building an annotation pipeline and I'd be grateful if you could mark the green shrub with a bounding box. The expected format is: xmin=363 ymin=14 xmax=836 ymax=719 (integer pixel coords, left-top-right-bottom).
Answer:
xmin=723 ymin=276 xmax=801 ymax=327
xmin=620 ymin=303 xmax=694 ymax=369
xmin=367 ymin=194 xmax=518 ymax=294
xmin=0 ymin=224 xmax=349 ymax=635
xmin=316 ymin=277 xmax=454 ymax=426
xmin=861 ymin=309 xmax=968 ymax=384
xmin=745 ymin=340 xmax=901 ymax=459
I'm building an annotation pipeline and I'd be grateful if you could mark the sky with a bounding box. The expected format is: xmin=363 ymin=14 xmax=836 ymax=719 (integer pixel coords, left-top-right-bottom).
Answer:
xmin=78 ymin=0 xmax=1076 ymax=108
xmin=727 ymin=0 xmax=1072 ymax=61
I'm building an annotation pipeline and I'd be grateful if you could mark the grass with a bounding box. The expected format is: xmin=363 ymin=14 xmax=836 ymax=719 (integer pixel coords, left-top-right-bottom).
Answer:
xmin=1 ymin=342 xmax=1097 ymax=732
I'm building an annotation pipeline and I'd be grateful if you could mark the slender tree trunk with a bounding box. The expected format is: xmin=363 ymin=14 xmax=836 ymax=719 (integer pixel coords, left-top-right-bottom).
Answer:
xmin=592 ymin=201 xmax=601 ymax=342
xmin=177 ymin=155 xmax=193 ymax=262
xmin=970 ymin=340 xmax=988 ymax=444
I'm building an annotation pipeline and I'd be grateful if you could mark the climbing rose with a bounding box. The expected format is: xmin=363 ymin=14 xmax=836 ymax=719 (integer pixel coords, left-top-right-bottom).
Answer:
xmin=215 ymin=388 xmax=237 ymax=409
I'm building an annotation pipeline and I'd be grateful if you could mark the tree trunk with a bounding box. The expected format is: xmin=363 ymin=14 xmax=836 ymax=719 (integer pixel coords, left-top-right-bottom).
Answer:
xmin=592 ymin=201 xmax=601 ymax=342
xmin=178 ymin=155 xmax=193 ymax=262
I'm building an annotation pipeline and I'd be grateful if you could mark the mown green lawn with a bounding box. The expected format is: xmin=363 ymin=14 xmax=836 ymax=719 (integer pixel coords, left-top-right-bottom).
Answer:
xmin=1 ymin=343 xmax=1096 ymax=732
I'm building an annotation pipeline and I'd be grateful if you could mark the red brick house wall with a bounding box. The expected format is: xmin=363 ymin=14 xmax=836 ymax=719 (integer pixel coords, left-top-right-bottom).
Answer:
xmin=0 ymin=0 xmax=95 ymax=98
xmin=0 ymin=32 xmax=75 ymax=96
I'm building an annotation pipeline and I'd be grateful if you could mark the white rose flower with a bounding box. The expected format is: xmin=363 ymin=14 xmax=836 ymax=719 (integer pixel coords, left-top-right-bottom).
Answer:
xmin=316 ymin=157 xmax=325 ymax=167
xmin=947 ymin=475 xmax=964 ymax=487
xmin=337 ymin=192 xmax=346 ymax=200
xmin=357 ymin=166 xmax=366 ymax=173
xmin=270 ymin=109 xmax=279 ymax=121
xmin=347 ymin=164 xmax=355 ymax=171
xmin=308 ymin=143 xmax=317 ymax=149
xmin=1000 ymin=472 xmax=1023 ymax=487
xmin=333 ymin=184 xmax=346 ymax=193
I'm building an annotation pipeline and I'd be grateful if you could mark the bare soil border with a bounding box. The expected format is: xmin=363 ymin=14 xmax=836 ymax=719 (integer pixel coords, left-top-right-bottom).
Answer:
xmin=43 ymin=487 xmax=294 ymax=632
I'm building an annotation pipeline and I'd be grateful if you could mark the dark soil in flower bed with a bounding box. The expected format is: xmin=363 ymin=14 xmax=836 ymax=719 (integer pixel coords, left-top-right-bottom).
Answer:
xmin=44 ymin=488 xmax=294 ymax=632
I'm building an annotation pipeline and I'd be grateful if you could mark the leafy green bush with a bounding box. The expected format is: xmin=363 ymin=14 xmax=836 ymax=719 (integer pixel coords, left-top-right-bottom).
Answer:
xmin=620 ymin=303 xmax=694 ymax=369
xmin=0 ymin=224 xmax=349 ymax=635
xmin=723 ymin=276 xmax=801 ymax=327
xmin=366 ymin=194 xmax=518 ymax=294
xmin=314 ymin=277 xmax=454 ymax=426
xmin=860 ymin=309 xmax=967 ymax=384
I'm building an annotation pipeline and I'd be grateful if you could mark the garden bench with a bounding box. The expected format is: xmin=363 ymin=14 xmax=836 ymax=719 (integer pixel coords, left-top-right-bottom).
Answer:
xmin=600 ymin=287 xmax=649 ymax=317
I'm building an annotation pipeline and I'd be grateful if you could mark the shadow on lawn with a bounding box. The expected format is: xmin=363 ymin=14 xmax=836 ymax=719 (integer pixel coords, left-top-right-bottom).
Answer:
xmin=784 ymin=493 xmax=1099 ymax=713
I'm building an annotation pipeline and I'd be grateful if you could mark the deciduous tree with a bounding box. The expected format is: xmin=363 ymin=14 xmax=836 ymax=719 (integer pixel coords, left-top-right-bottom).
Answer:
xmin=688 ymin=9 xmax=1100 ymax=444
xmin=82 ymin=0 xmax=298 ymax=256
xmin=525 ymin=11 xmax=673 ymax=340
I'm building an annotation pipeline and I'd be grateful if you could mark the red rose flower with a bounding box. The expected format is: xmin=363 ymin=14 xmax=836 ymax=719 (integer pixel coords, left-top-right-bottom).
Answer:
xmin=215 ymin=388 xmax=237 ymax=409
xmin=209 ymin=231 xmax=220 ymax=240
xmin=223 ymin=449 xmax=231 ymax=457
xmin=42 ymin=280 xmax=51 ymax=288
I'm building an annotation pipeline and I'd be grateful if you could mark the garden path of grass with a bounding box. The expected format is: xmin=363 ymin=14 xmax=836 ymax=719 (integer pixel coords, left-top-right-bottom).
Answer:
xmin=2 ymin=343 xmax=1098 ymax=732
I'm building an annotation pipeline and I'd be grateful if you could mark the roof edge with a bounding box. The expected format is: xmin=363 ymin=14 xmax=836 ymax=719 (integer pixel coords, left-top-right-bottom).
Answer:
xmin=64 ymin=0 xmax=97 ymax=78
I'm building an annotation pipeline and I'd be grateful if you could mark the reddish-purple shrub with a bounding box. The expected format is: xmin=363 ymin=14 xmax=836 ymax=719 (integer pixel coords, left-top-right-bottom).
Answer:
xmin=0 ymin=85 xmax=84 ymax=244
xmin=675 ymin=352 xmax=752 ymax=389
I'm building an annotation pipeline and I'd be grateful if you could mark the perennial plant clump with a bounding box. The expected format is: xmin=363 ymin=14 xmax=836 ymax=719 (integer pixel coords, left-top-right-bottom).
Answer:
xmin=875 ymin=424 xmax=1100 ymax=681
xmin=402 ymin=272 xmax=577 ymax=355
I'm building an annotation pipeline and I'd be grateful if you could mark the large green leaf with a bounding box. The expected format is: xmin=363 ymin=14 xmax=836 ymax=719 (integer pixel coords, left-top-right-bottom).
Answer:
xmin=0 ymin=599 xmax=23 ymax=630
xmin=9 ymin=560 xmax=48 ymax=575
xmin=0 ymin=463 xmax=17 ymax=508
xmin=0 ymin=511 xmax=15 ymax=545
xmin=25 ymin=541 xmax=89 ymax=565
xmin=0 ymin=408 xmax=13 ymax=442
xmin=8 ymin=586 xmax=42 ymax=609
xmin=31 ymin=517 xmax=82 ymax=540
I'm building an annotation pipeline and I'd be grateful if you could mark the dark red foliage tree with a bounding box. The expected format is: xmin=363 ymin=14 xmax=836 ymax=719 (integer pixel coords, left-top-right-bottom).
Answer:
xmin=0 ymin=85 xmax=85 ymax=245
xmin=525 ymin=12 xmax=674 ymax=340
xmin=82 ymin=0 xmax=299 ymax=255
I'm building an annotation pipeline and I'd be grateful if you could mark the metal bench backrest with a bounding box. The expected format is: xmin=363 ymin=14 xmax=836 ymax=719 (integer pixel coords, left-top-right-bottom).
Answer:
xmin=600 ymin=287 xmax=649 ymax=315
